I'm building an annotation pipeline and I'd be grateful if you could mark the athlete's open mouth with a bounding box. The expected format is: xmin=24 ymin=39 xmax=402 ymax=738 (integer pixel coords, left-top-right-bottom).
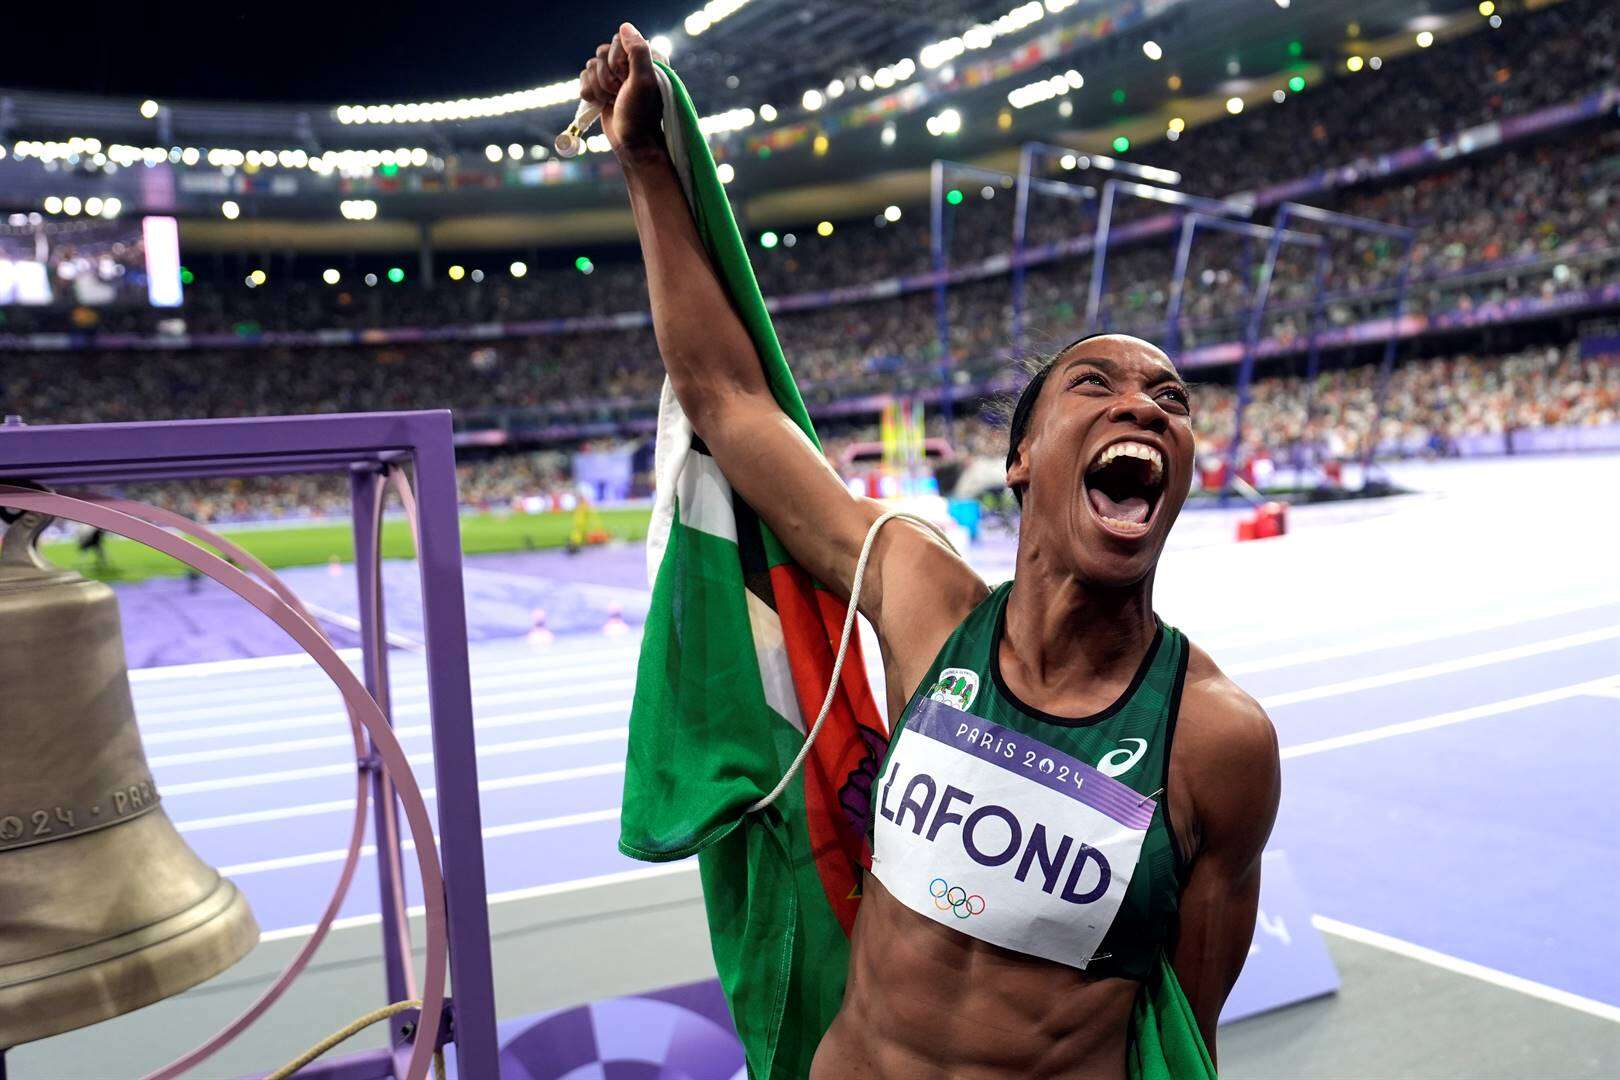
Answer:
xmin=1084 ymin=439 xmax=1166 ymax=537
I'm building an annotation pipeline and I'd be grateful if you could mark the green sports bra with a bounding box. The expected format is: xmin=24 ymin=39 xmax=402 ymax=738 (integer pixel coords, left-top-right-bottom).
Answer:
xmin=871 ymin=580 xmax=1188 ymax=982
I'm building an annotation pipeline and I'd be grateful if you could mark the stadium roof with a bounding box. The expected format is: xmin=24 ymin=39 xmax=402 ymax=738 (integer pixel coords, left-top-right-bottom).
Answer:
xmin=0 ymin=0 xmax=1499 ymax=250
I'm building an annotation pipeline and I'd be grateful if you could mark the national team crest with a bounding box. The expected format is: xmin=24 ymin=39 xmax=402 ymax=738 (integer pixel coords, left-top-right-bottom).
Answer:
xmin=929 ymin=667 xmax=980 ymax=710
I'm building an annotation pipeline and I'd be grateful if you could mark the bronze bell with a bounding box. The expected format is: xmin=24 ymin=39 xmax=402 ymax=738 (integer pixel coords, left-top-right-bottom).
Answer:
xmin=0 ymin=505 xmax=259 ymax=1048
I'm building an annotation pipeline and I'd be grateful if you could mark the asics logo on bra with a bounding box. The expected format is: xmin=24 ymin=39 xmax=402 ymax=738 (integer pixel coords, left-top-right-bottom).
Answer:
xmin=1096 ymin=738 xmax=1148 ymax=778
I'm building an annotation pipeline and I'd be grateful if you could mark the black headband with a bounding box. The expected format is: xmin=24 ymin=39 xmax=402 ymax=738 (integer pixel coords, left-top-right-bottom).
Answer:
xmin=1004 ymin=332 xmax=1115 ymax=484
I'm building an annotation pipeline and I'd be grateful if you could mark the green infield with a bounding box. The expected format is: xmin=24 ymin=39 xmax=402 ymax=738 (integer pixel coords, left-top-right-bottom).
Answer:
xmin=40 ymin=506 xmax=654 ymax=583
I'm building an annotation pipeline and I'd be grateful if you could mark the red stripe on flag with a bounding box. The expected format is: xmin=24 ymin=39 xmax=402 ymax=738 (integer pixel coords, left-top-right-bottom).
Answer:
xmin=769 ymin=563 xmax=889 ymax=937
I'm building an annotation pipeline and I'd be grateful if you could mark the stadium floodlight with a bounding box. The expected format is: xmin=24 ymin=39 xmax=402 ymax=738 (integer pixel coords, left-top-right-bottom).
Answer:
xmin=926 ymin=108 xmax=962 ymax=137
xmin=364 ymin=273 xmax=378 ymax=287
xmin=759 ymin=231 xmax=779 ymax=249
xmin=323 ymin=268 xmax=342 ymax=285
xmin=759 ymin=104 xmax=777 ymax=122
xmin=881 ymin=123 xmax=897 ymax=146
xmin=509 ymin=261 xmax=527 ymax=279
xmin=1142 ymin=40 xmax=1163 ymax=61
xmin=817 ymin=220 xmax=834 ymax=237
xmin=101 ymin=197 xmax=122 ymax=219
xmin=470 ymin=269 xmax=485 ymax=282
xmin=139 ymin=99 xmax=159 ymax=119
xmin=248 ymin=269 xmax=267 ymax=286
xmin=883 ymin=205 xmax=902 ymax=222
xmin=221 ymin=200 xmax=240 ymax=220
xmin=650 ymin=34 xmax=673 ymax=58
xmin=1415 ymin=30 xmax=1435 ymax=47
xmin=716 ymin=162 xmax=736 ymax=184
xmin=448 ymin=265 xmax=465 ymax=281
xmin=42 ymin=196 xmax=62 ymax=215
xmin=484 ymin=145 xmax=503 ymax=163
xmin=1226 ymin=96 xmax=1245 ymax=114
xmin=802 ymin=89 xmax=824 ymax=111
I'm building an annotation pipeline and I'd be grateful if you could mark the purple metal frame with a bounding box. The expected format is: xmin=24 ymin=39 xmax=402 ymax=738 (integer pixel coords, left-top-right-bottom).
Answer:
xmin=1083 ymin=179 xmax=1253 ymax=333
xmin=1231 ymin=203 xmax=1417 ymax=487
xmin=931 ymin=155 xmax=1101 ymax=420
xmin=929 ymin=158 xmax=1019 ymax=427
xmin=0 ymin=411 xmax=499 ymax=1079
xmin=1163 ymin=212 xmax=1326 ymax=359
xmin=1010 ymin=142 xmax=1179 ymax=354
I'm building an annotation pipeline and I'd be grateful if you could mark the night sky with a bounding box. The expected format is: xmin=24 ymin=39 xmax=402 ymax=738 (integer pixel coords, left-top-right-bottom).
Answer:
xmin=6 ymin=2 xmax=683 ymax=103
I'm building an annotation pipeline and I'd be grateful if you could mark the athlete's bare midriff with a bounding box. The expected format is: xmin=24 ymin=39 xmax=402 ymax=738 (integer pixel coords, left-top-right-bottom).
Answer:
xmin=810 ymin=878 xmax=1137 ymax=1080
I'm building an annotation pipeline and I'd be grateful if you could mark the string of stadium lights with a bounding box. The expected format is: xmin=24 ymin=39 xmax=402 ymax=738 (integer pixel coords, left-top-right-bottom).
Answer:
xmin=5 ymin=2 xmax=1505 ymax=230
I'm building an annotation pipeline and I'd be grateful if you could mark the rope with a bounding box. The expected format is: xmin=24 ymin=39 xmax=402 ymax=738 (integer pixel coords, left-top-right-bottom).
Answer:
xmin=748 ymin=510 xmax=957 ymax=813
xmin=264 ymin=1000 xmax=446 ymax=1080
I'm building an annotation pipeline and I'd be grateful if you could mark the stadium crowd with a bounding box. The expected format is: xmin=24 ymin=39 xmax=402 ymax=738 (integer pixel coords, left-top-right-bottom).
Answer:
xmin=817 ymin=341 xmax=1620 ymax=487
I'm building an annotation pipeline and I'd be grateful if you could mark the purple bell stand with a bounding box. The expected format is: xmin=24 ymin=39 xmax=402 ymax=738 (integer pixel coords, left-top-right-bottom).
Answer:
xmin=0 ymin=411 xmax=500 ymax=1079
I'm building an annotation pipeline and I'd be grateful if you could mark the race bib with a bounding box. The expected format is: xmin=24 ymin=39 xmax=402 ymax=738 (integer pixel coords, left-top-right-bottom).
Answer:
xmin=871 ymin=699 xmax=1154 ymax=970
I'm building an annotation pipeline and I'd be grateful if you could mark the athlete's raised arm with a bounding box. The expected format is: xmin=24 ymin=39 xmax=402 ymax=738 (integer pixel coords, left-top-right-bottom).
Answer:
xmin=583 ymin=23 xmax=984 ymax=686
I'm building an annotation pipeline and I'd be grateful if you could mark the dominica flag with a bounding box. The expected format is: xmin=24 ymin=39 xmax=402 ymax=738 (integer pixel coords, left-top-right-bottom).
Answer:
xmin=618 ymin=60 xmax=890 ymax=1079
xmin=620 ymin=60 xmax=1216 ymax=1080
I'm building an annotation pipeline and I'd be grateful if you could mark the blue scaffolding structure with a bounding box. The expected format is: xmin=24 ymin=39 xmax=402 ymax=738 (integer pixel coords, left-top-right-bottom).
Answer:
xmin=1009 ymin=143 xmax=1181 ymax=354
xmin=1232 ymin=202 xmax=1417 ymax=489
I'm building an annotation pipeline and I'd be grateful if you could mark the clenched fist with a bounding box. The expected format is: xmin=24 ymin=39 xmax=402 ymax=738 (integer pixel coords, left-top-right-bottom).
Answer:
xmin=580 ymin=22 xmax=665 ymax=159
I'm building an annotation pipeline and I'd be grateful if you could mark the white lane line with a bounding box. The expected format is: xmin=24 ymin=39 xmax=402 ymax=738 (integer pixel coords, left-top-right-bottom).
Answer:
xmin=1312 ymin=915 xmax=1620 ymax=1025
xmin=128 ymin=649 xmax=367 ymax=683
xmin=1259 ymin=626 xmax=1620 ymax=709
xmin=149 ymin=624 xmax=1613 ymax=758
xmin=217 ymin=808 xmax=622 ymax=877
xmin=1279 ymin=677 xmax=1616 ymax=759
xmin=173 ymin=762 xmax=626 ymax=832
xmin=1186 ymin=592 xmax=1620 ymax=659
xmin=209 ymin=676 xmax=1610 ymax=870
xmin=257 ymin=861 xmax=701 ymax=944
xmin=301 ymin=602 xmax=425 ymax=653
xmin=146 ymin=700 xmax=631 ymax=768
xmin=158 ymin=728 xmax=629 ymax=796
xmin=1227 ymin=598 xmax=1620 ymax=676
xmin=127 ymin=634 xmax=644 ymax=687
xmin=132 ymin=647 xmax=643 ymax=725
xmin=142 ymin=677 xmax=637 ymax=744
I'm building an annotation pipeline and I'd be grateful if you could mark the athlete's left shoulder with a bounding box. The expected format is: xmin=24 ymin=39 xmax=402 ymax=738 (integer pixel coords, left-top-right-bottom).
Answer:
xmin=1174 ymin=641 xmax=1280 ymax=825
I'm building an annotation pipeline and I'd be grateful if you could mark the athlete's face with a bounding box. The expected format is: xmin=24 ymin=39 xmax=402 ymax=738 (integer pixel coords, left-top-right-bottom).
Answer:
xmin=1006 ymin=334 xmax=1193 ymax=588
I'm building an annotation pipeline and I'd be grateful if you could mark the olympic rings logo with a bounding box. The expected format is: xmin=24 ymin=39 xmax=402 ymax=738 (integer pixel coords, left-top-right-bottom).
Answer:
xmin=929 ymin=877 xmax=986 ymax=919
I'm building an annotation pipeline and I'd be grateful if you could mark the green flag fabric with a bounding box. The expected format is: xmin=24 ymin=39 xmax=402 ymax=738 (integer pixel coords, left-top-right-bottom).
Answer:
xmin=618 ymin=60 xmax=1219 ymax=1080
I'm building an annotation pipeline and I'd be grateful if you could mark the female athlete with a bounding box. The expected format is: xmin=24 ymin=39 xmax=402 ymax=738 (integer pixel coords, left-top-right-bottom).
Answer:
xmin=581 ymin=23 xmax=1281 ymax=1078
